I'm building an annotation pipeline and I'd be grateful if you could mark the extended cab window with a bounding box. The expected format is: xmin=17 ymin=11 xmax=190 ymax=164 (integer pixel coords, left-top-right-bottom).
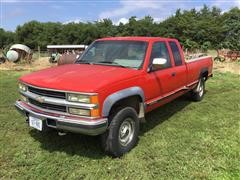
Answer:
xmin=150 ymin=42 xmax=171 ymax=71
xmin=169 ymin=41 xmax=182 ymax=66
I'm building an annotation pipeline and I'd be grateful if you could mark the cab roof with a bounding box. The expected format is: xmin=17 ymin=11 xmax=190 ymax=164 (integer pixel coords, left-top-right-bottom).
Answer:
xmin=97 ymin=36 xmax=177 ymax=42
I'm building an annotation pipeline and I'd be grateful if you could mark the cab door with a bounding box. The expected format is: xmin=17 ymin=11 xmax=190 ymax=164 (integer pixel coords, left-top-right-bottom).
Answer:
xmin=144 ymin=41 xmax=186 ymax=106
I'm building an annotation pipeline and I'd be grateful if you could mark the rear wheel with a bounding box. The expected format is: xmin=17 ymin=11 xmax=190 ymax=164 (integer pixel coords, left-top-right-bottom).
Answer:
xmin=191 ymin=78 xmax=205 ymax=101
xmin=100 ymin=107 xmax=139 ymax=157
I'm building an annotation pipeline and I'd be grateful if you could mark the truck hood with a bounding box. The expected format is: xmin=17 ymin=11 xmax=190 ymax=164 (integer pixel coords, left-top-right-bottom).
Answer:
xmin=20 ymin=64 xmax=142 ymax=92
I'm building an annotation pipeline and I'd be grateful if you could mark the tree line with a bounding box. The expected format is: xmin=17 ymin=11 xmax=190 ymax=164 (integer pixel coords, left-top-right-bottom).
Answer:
xmin=0 ymin=5 xmax=240 ymax=51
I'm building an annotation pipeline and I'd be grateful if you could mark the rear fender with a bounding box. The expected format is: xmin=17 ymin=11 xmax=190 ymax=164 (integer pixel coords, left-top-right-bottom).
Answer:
xmin=199 ymin=67 xmax=209 ymax=81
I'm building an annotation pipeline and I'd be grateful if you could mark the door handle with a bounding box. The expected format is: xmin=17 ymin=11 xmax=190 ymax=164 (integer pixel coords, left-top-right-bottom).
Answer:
xmin=171 ymin=72 xmax=176 ymax=77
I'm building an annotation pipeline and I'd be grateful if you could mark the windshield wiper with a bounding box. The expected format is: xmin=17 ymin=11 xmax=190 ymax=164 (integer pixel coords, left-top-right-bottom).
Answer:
xmin=96 ymin=61 xmax=127 ymax=68
xmin=76 ymin=61 xmax=92 ymax=64
xmin=77 ymin=60 xmax=130 ymax=68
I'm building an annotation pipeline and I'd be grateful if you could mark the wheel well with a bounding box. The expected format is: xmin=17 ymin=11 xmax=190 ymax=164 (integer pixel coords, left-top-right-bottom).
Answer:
xmin=201 ymin=70 xmax=208 ymax=81
xmin=109 ymin=95 xmax=142 ymax=117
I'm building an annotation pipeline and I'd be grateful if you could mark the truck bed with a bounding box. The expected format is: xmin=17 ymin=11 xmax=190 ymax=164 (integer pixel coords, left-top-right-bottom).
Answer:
xmin=185 ymin=56 xmax=213 ymax=85
xmin=186 ymin=55 xmax=212 ymax=63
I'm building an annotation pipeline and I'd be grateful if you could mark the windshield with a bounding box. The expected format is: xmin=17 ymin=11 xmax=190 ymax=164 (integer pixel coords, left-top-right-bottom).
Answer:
xmin=77 ymin=40 xmax=148 ymax=69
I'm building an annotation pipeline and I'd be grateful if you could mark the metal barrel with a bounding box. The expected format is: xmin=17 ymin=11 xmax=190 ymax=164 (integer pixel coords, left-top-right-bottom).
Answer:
xmin=57 ymin=54 xmax=78 ymax=65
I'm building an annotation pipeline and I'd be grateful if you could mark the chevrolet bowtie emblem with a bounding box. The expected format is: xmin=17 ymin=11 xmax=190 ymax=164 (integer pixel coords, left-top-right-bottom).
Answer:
xmin=36 ymin=96 xmax=45 ymax=103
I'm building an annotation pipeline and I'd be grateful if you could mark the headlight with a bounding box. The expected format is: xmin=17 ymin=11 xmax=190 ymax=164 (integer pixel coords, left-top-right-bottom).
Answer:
xmin=67 ymin=93 xmax=99 ymax=117
xmin=19 ymin=82 xmax=27 ymax=92
xmin=67 ymin=93 xmax=98 ymax=104
xmin=68 ymin=108 xmax=90 ymax=116
xmin=67 ymin=94 xmax=90 ymax=103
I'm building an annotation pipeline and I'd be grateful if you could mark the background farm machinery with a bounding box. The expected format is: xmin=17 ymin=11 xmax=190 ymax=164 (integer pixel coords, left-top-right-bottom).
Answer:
xmin=214 ymin=49 xmax=240 ymax=62
xmin=47 ymin=45 xmax=87 ymax=65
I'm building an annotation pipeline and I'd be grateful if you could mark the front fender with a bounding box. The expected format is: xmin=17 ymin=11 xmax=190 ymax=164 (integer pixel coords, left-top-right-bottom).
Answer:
xmin=102 ymin=86 xmax=145 ymax=117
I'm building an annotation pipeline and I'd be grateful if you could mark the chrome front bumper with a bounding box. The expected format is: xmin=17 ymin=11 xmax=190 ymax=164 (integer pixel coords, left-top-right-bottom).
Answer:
xmin=15 ymin=100 xmax=108 ymax=136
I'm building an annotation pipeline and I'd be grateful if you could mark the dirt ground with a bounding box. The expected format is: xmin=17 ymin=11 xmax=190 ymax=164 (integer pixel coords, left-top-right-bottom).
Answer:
xmin=0 ymin=57 xmax=239 ymax=75
xmin=213 ymin=61 xmax=240 ymax=75
xmin=0 ymin=57 xmax=56 ymax=71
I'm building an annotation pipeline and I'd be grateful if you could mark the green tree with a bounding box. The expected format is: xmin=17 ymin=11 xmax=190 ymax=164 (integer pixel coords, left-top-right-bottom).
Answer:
xmin=0 ymin=28 xmax=15 ymax=48
xmin=221 ymin=8 xmax=240 ymax=50
xmin=15 ymin=21 xmax=44 ymax=49
xmin=2 ymin=6 xmax=239 ymax=52
xmin=96 ymin=19 xmax=116 ymax=37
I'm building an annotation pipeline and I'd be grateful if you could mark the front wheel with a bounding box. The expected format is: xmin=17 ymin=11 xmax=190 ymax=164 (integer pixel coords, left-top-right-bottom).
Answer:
xmin=101 ymin=107 xmax=139 ymax=157
xmin=191 ymin=78 xmax=205 ymax=101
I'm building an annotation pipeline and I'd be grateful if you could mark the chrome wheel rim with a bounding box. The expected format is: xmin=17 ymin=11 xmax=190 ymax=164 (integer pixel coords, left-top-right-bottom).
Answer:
xmin=198 ymin=81 xmax=204 ymax=97
xmin=119 ymin=118 xmax=135 ymax=146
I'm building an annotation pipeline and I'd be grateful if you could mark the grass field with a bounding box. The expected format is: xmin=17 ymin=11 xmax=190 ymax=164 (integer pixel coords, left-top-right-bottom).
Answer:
xmin=0 ymin=70 xmax=239 ymax=179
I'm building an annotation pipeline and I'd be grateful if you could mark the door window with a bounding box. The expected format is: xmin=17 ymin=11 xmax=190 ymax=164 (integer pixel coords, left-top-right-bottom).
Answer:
xmin=150 ymin=42 xmax=171 ymax=71
xmin=169 ymin=41 xmax=182 ymax=66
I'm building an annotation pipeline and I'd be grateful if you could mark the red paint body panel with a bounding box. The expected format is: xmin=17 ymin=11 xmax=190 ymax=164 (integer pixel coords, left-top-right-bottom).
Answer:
xmin=186 ymin=57 xmax=213 ymax=84
xmin=19 ymin=37 xmax=213 ymax=118
xmin=20 ymin=64 xmax=142 ymax=93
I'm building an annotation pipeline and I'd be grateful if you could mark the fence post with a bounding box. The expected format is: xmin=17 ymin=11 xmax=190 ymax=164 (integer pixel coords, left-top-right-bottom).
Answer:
xmin=38 ymin=45 xmax=41 ymax=59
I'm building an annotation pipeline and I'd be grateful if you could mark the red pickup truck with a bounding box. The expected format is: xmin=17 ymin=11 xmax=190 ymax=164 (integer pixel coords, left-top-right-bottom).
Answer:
xmin=15 ymin=37 xmax=213 ymax=157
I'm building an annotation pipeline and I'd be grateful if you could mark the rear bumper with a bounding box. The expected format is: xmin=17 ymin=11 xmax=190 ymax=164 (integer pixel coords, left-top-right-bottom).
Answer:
xmin=15 ymin=100 xmax=108 ymax=136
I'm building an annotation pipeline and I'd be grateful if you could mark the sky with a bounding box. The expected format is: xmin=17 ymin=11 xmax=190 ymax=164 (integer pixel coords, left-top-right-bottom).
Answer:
xmin=1 ymin=0 xmax=240 ymax=31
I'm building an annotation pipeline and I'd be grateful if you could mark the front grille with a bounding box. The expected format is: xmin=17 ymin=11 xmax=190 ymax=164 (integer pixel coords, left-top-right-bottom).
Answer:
xmin=29 ymin=98 xmax=67 ymax=112
xmin=28 ymin=86 xmax=66 ymax=99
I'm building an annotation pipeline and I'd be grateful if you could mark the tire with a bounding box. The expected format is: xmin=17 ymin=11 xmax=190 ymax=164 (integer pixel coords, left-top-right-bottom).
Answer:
xmin=49 ymin=57 xmax=54 ymax=63
xmin=214 ymin=57 xmax=225 ymax=62
xmin=191 ymin=78 xmax=205 ymax=101
xmin=219 ymin=58 xmax=225 ymax=62
xmin=214 ymin=57 xmax=221 ymax=62
xmin=101 ymin=107 xmax=139 ymax=157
